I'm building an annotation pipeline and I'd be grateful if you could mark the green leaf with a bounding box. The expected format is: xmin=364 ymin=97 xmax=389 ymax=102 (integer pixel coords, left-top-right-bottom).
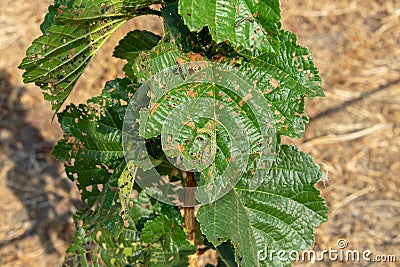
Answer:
xmin=135 ymin=29 xmax=323 ymax=140
xmin=134 ymin=38 xmax=189 ymax=81
xmin=94 ymin=194 xmax=194 ymax=266
xmin=215 ymin=241 xmax=238 ymax=267
xmin=132 ymin=44 xmax=282 ymax=200
xmin=40 ymin=1 xmax=75 ymax=34
xmin=23 ymin=1 xmax=328 ymax=267
xmin=199 ymin=190 xmax=259 ymax=266
xmin=53 ymin=78 xmax=137 ymax=208
xmin=65 ymin=192 xmax=192 ymax=266
xmin=178 ymin=0 xmax=281 ymax=54
xmin=19 ymin=0 xmax=159 ymax=112
xmin=162 ymin=2 xmax=204 ymax=53
xmin=141 ymin=216 xmax=196 ymax=266
xmin=234 ymin=30 xmax=324 ymax=138
xmin=97 ymin=194 xmax=194 ymax=266
xmin=53 ymin=78 xmax=136 ymax=265
xmin=118 ymin=162 xmax=137 ymax=223
xmin=113 ymin=30 xmax=161 ymax=79
xmin=55 ymin=78 xmax=194 ymax=266
xmin=64 ymin=226 xmax=103 ymax=266
xmin=114 ymin=30 xmax=161 ymax=60
xmin=197 ymin=145 xmax=329 ymax=267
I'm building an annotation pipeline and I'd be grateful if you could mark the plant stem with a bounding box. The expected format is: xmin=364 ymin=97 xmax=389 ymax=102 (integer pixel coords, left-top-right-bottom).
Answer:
xmin=183 ymin=171 xmax=197 ymax=266
xmin=184 ymin=171 xmax=196 ymax=243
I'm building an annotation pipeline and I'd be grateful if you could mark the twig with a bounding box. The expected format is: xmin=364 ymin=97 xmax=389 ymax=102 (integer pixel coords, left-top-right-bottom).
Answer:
xmin=184 ymin=171 xmax=196 ymax=242
xmin=183 ymin=171 xmax=197 ymax=266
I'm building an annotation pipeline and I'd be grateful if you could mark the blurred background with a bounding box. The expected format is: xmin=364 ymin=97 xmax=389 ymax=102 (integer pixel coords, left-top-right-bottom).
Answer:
xmin=0 ymin=0 xmax=398 ymax=266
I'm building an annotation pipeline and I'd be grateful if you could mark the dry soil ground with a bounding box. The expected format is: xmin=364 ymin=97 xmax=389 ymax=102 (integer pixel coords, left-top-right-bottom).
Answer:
xmin=0 ymin=0 xmax=399 ymax=266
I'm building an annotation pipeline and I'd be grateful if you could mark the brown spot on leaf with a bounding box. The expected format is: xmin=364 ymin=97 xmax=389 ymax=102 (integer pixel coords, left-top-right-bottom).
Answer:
xmin=175 ymin=143 xmax=185 ymax=153
xmin=184 ymin=122 xmax=195 ymax=128
xmin=176 ymin=57 xmax=185 ymax=65
xmin=186 ymin=90 xmax=198 ymax=98
xmin=188 ymin=52 xmax=203 ymax=62
xmin=56 ymin=8 xmax=64 ymax=16
xmin=239 ymin=93 xmax=253 ymax=106
xmin=269 ymin=78 xmax=280 ymax=89
xmin=68 ymin=48 xmax=76 ymax=59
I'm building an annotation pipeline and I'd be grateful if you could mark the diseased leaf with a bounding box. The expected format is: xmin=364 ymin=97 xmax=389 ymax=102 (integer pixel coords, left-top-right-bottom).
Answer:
xmin=162 ymin=2 xmax=204 ymax=52
xmin=131 ymin=44 xmax=280 ymax=202
xmin=124 ymin=28 xmax=326 ymax=264
xmin=197 ymin=145 xmax=329 ymax=267
xmin=25 ymin=1 xmax=328 ymax=266
xmin=178 ymin=0 xmax=281 ymax=54
xmin=53 ymin=78 xmax=137 ymax=208
xmin=135 ymin=29 xmax=322 ymax=140
xmin=64 ymin=192 xmax=192 ymax=267
xmin=118 ymin=162 xmax=137 ymax=223
xmin=142 ymin=216 xmax=196 ymax=266
xmin=53 ymin=79 xmax=137 ymax=206
xmin=256 ymin=31 xmax=323 ymax=98
xmin=53 ymin=78 xmax=134 ymax=264
xmin=234 ymin=30 xmax=324 ymax=137
xmin=64 ymin=226 xmax=103 ymax=266
xmin=19 ymin=0 xmax=159 ymax=112
xmin=54 ymin=78 xmax=194 ymax=266
xmin=134 ymin=39 xmax=189 ymax=81
xmin=97 ymin=194 xmax=194 ymax=267
xmin=40 ymin=1 xmax=75 ymax=34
